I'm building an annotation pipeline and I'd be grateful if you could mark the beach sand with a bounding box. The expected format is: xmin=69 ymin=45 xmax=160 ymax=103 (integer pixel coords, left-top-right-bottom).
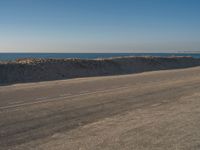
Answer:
xmin=0 ymin=66 xmax=200 ymax=149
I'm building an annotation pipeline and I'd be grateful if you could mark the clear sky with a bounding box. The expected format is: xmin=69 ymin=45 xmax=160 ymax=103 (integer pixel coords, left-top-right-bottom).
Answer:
xmin=0 ymin=0 xmax=200 ymax=53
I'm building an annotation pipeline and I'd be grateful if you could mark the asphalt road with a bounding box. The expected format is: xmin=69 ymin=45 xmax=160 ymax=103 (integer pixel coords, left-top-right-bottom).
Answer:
xmin=1 ymin=67 xmax=200 ymax=150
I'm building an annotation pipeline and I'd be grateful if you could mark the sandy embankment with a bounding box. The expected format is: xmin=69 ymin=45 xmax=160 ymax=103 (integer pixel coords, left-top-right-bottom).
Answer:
xmin=1 ymin=56 xmax=200 ymax=84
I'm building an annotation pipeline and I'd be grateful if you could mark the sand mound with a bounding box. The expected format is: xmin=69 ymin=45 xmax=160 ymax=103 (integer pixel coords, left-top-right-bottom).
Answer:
xmin=1 ymin=56 xmax=200 ymax=85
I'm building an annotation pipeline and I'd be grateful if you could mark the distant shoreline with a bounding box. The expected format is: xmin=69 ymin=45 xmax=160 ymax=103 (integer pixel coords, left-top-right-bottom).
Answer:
xmin=1 ymin=52 xmax=200 ymax=61
xmin=0 ymin=55 xmax=194 ymax=64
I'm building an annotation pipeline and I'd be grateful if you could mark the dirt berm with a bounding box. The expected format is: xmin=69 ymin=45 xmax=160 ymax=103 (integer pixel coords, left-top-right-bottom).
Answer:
xmin=1 ymin=56 xmax=200 ymax=85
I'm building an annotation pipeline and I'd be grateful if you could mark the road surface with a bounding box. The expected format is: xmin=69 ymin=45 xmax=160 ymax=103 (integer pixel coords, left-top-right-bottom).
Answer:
xmin=1 ymin=67 xmax=200 ymax=150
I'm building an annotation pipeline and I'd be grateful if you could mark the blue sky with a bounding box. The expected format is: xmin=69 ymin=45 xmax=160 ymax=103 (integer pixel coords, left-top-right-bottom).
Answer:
xmin=0 ymin=0 xmax=200 ymax=52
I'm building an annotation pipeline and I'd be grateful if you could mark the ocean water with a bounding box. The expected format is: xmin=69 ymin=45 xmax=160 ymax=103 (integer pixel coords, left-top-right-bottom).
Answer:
xmin=0 ymin=53 xmax=200 ymax=61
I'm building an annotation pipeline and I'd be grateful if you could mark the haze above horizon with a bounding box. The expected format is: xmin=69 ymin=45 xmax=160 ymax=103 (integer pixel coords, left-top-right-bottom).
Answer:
xmin=0 ymin=0 xmax=200 ymax=53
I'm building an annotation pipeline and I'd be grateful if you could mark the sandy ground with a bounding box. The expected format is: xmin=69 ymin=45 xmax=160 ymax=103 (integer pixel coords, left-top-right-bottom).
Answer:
xmin=1 ymin=67 xmax=200 ymax=150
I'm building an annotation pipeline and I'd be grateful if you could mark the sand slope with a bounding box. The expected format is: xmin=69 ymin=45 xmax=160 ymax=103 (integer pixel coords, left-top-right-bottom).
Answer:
xmin=0 ymin=66 xmax=200 ymax=149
